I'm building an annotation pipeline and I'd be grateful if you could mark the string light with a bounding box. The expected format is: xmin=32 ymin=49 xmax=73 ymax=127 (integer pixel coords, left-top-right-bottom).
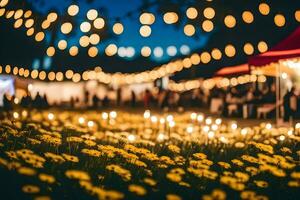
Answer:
xmin=140 ymin=25 xmax=151 ymax=37
xmin=242 ymin=11 xmax=254 ymax=24
xmin=243 ymin=43 xmax=254 ymax=55
xmin=113 ymin=22 xmax=124 ymax=35
xmin=61 ymin=22 xmax=73 ymax=34
xmin=139 ymin=12 xmax=155 ymax=25
xmin=203 ymin=7 xmax=215 ymax=19
xmin=184 ymin=24 xmax=195 ymax=36
xmin=259 ymin=3 xmax=270 ymax=16
xmin=186 ymin=7 xmax=198 ymax=19
xmin=224 ymin=15 xmax=236 ymax=28
xmin=80 ymin=21 xmax=91 ymax=33
xmin=93 ymin=18 xmax=105 ymax=29
xmin=87 ymin=9 xmax=98 ymax=21
xmin=68 ymin=5 xmax=79 ymax=16
xmin=274 ymin=14 xmax=286 ymax=27
xmin=202 ymin=20 xmax=214 ymax=32
xmin=163 ymin=12 xmax=178 ymax=24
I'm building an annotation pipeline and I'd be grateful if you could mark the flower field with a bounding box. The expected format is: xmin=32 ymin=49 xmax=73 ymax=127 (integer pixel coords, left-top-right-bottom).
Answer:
xmin=0 ymin=110 xmax=300 ymax=200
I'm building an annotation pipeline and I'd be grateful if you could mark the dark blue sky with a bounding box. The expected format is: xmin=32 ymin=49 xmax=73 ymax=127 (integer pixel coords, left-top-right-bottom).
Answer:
xmin=26 ymin=0 xmax=210 ymax=61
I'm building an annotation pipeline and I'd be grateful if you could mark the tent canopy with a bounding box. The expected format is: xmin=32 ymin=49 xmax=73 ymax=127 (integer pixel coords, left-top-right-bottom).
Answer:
xmin=249 ymin=27 xmax=300 ymax=66
xmin=215 ymin=64 xmax=249 ymax=76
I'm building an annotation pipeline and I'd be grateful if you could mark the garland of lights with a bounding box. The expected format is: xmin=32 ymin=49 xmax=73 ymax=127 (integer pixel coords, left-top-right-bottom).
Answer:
xmin=1 ymin=1 xmax=299 ymax=60
xmin=0 ymin=0 xmax=300 ymax=86
xmin=167 ymin=74 xmax=267 ymax=92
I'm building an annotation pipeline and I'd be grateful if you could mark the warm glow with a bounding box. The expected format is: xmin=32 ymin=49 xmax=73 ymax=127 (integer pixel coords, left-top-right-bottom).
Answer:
xmin=186 ymin=7 xmax=198 ymax=19
xmin=139 ymin=12 xmax=155 ymax=25
xmin=14 ymin=19 xmax=23 ymax=28
xmin=259 ymin=3 xmax=270 ymax=15
xmin=242 ymin=11 xmax=254 ymax=24
xmin=80 ymin=21 xmax=91 ymax=33
xmin=200 ymin=52 xmax=211 ymax=64
xmin=202 ymin=20 xmax=214 ymax=32
xmin=79 ymin=35 xmax=90 ymax=47
xmin=14 ymin=9 xmax=23 ymax=19
xmin=93 ymin=18 xmax=105 ymax=29
xmin=61 ymin=22 xmax=73 ymax=34
xmin=139 ymin=25 xmax=151 ymax=37
xmin=58 ymin=40 xmax=68 ymax=50
xmin=65 ymin=70 xmax=74 ymax=79
xmin=163 ymin=12 xmax=178 ymax=24
xmin=88 ymin=46 xmax=98 ymax=57
xmin=243 ymin=43 xmax=254 ymax=55
xmin=203 ymin=7 xmax=215 ymax=19
xmin=69 ymin=46 xmax=79 ymax=56
xmin=257 ymin=41 xmax=268 ymax=53
xmin=46 ymin=46 xmax=55 ymax=57
xmin=26 ymin=28 xmax=34 ymax=36
xmin=295 ymin=10 xmax=300 ymax=22
xmin=138 ymin=47 xmax=152 ymax=59
xmin=47 ymin=12 xmax=58 ymax=22
xmin=87 ymin=9 xmax=98 ymax=20
xmin=113 ymin=23 xmax=124 ymax=35
xmin=224 ymin=15 xmax=236 ymax=28
xmin=274 ymin=14 xmax=285 ymax=27
xmin=89 ymin=34 xmax=100 ymax=45
xmin=184 ymin=24 xmax=195 ymax=36
xmin=225 ymin=44 xmax=236 ymax=57
xmin=35 ymin=32 xmax=45 ymax=42
xmin=68 ymin=5 xmax=79 ymax=16
xmin=211 ymin=48 xmax=222 ymax=60
xmin=25 ymin=19 xmax=34 ymax=28
xmin=105 ymin=44 xmax=118 ymax=56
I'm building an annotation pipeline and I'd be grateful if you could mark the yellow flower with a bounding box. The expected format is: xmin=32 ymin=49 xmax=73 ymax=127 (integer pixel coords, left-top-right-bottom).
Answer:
xmin=18 ymin=167 xmax=37 ymax=176
xmin=218 ymin=161 xmax=231 ymax=169
xmin=168 ymin=145 xmax=181 ymax=154
xmin=22 ymin=185 xmax=40 ymax=194
xmin=39 ymin=173 xmax=56 ymax=184
xmin=166 ymin=194 xmax=182 ymax=200
xmin=65 ymin=170 xmax=90 ymax=181
xmin=166 ymin=173 xmax=182 ymax=183
xmin=143 ymin=178 xmax=157 ymax=186
xmin=254 ymin=180 xmax=269 ymax=188
xmin=128 ymin=184 xmax=147 ymax=196
xmin=62 ymin=153 xmax=79 ymax=163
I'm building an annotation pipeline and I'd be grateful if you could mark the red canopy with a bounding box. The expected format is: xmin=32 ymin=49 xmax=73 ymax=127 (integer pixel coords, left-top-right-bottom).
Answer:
xmin=248 ymin=26 xmax=300 ymax=66
xmin=215 ymin=63 xmax=249 ymax=76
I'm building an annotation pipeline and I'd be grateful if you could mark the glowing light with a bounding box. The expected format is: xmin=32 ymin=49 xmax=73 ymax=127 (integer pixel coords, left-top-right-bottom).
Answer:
xmin=203 ymin=126 xmax=210 ymax=132
xmin=35 ymin=32 xmax=45 ymax=42
xmin=202 ymin=20 xmax=214 ymax=32
xmin=225 ymin=44 xmax=236 ymax=57
xmin=279 ymin=135 xmax=285 ymax=141
xmin=61 ymin=22 xmax=73 ymax=34
xmin=13 ymin=112 xmax=19 ymax=119
xmin=89 ymin=34 xmax=100 ymax=45
xmin=295 ymin=123 xmax=300 ymax=129
xmin=274 ymin=14 xmax=285 ymax=27
xmin=14 ymin=19 xmax=23 ymax=28
xmin=167 ymin=46 xmax=177 ymax=56
xmin=258 ymin=41 xmax=268 ymax=53
xmin=231 ymin=123 xmax=238 ymax=130
xmin=201 ymin=52 xmax=211 ymax=64
xmin=163 ymin=12 xmax=178 ymax=24
xmin=58 ymin=40 xmax=67 ymax=50
xmin=0 ymin=0 xmax=9 ymax=7
xmin=113 ymin=23 xmax=124 ymax=35
xmin=211 ymin=124 xmax=218 ymax=131
xmin=288 ymin=130 xmax=293 ymax=136
xmin=160 ymin=118 xmax=165 ymax=124
xmin=208 ymin=131 xmax=215 ymax=139
xmin=47 ymin=12 xmax=58 ymax=22
xmin=68 ymin=5 xmax=79 ymax=16
xmin=88 ymin=46 xmax=98 ymax=57
xmin=243 ymin=43 xmax=254 ymax=55
xmin=151 ymin=116 xmax=158 ymax=123
xmin=180 ymin=45 xmax=190 ymax=55
xmin=169 ymin=121 xmax=176 ymax=128
xmin=153 ymin=47 xmax=163 ymax=58
xmin=166 ymin=115 xmax=173 ymax=122
xmin=224 ymin=15 xmax=236 ymax=28
xmin=205 ymin=118 xmax=212 ymax=125
xmin=241 ymin=128 xmax=248 ymax=136
xmin=281 ymin=72 xmax=288 ymax=80
xmin=140 ymin=25 xmax=151 ymax=37
xmin=87 ymin=121 xmax=94 ymax=128
xmin=203 ymin=7 xmax=215 ymax=19
xmin=242 ymin=11 xmax=254 ymax=23
xmin=128 ymin=134 xmax=136 ymax=142
xmin=211 ymin=48 xmax=222 ymax=60
xmin=48 ymin=113 xmax=54 ymax=120
xmin=14 ymin=9 xmax=23 ymax=19
xmin=157 ymin=133 xmax=165 ymax=142
xmin=184 ymin=24 xmax=195 ymax=36
xmin=186 ymin=125 xmax=194 ymax=134
xmin=109 ymin=111 xmax=117 ymax=119
xmin=259 ymin=3 xmax=270 ymax=15
xmin=141 ymin=46 xmax=151 ymax=57
xmin=25 ymin=19 xmax=34 ymax=28
xmin=102 ymin=112 xmax=109 ymax=120
xmin=215 ymin=118 xmax=222 ymax=125
xmin=94 ymin=18 xmax=105 ymax=29
xmin=197 ymin=114 xmax=204 ymax=122
xmin=80 ymin=21 xmax=91 ymax=33
xmin=144 ymin=110 xmax=151 ymax=119
xmin=87 ymin=9 xmax=98 ymax=20
xmin=139 ymin=12 xmax=155 ymax=25
xmin=27 ymin=28 xmax=36 ymax=37
xmin=78 ymin=117 xmax=85 ymax=124
xmin=69 ymin=46 xmax=79 ymax=56
xmin=105 ymin=44 xmax=118 ymax=56
xmin=186 ymin=7 xmax=198 ymax=19
xmin=266 ymin=123 xmax=272 ymax=130
xmin=79 ymin=35 xmax=90 ymax=47
xmin=191 ymin=112 xmax=197 ymax=120
xmin=295 ymin=10 xmax=300 ymax=22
